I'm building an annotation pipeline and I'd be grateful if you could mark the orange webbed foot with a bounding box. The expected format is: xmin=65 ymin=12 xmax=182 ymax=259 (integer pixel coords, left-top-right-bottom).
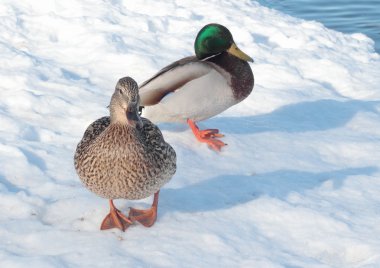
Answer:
xmin=129 ymin=191 xmax=160 ymax=227
xmin=129 ymin=206 xmax=157 ymax=227
xmin=100 ymin=200 xmax=132 ymax=232
xmin=187 ymin=119 xmax=227 ymax=152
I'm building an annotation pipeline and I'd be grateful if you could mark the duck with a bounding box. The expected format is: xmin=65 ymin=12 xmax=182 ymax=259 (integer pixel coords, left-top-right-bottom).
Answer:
xmin=138 ymin=23 xmax=254 ymax=152
xmin=74 ymin=77 xmax=176 ymax=232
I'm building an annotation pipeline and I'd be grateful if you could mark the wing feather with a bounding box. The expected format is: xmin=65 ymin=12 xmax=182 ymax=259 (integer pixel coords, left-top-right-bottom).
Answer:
xmin=139 ymin=56 xmax=213 ymax=106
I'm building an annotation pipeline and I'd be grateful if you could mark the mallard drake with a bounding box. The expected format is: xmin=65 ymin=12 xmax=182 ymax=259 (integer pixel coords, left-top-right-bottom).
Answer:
xmin=139 ymin=23 xmax=254 ymax=151
xmin=74 ymin=77 xmax=176 ymax=231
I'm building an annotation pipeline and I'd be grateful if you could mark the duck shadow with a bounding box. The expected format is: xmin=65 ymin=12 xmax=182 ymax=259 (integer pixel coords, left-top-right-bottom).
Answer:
xmin=158 ymin=99 xmax=379 ymax=134
xmin=160 ymin=166 xmax=377 ymax=214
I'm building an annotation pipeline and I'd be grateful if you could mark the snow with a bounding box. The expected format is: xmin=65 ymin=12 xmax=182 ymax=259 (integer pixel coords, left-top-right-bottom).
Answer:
xmin=1 ymin=0 xmax=380 ymax=267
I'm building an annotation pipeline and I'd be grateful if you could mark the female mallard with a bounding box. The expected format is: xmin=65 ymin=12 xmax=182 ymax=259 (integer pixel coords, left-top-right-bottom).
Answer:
xmin=74 ymin=77 xmax=176 ymax=231
xmin=139 ymin=23 xmax=254 ymax=151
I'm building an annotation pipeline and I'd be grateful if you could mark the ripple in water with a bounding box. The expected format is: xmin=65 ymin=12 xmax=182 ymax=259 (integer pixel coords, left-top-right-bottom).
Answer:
xmin=258 ymin=0 xmax=380 ymax=53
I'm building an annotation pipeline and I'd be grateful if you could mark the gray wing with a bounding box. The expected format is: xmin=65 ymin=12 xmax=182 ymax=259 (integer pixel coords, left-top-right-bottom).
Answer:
xmin=138 ymin=56 xmax=212 ymax=106
xmin=139 ymin=56 xmax=198 ymax=88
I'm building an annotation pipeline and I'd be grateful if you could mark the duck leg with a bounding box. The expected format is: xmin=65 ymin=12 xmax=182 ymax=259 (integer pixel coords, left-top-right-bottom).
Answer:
xmin=100 ymin=199 xmax=132 ymax=231
xmin=129 ymin=191 xmax=160 ymax=227
xmin=187 ymin=119 xmax=227 ymax=152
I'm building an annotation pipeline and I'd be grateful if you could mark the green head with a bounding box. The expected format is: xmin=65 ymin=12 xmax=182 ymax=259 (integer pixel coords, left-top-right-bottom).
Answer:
xmin=194 ymin=23 xmax=253 ymax=62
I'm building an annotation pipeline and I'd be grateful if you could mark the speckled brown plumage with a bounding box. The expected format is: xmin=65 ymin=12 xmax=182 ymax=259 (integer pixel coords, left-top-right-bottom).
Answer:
xmin=74 ymin=78 xmax=176 ymax=201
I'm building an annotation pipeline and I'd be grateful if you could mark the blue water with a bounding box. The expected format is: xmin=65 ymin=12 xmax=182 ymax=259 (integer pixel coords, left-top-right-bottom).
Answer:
xmin=258 ymin=0 xmax=380 ymax=53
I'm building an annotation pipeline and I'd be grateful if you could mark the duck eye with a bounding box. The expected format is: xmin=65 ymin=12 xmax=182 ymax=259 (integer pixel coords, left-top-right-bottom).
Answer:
xmin=119 ymin=88 xmax=123 ymax=94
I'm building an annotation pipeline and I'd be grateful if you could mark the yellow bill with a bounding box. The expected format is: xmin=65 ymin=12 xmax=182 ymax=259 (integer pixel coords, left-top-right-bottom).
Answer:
xmin=227 ymin=43 xmax=254 ymax=62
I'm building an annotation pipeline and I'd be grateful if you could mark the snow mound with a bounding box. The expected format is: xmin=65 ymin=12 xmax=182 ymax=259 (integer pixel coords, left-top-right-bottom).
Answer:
xmin=0 ymin=0 xmax=379 ymax=267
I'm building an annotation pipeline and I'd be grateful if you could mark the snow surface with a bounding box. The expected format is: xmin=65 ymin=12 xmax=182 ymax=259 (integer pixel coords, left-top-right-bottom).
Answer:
xmin=1 ymin=0 xmax=380 ymax=267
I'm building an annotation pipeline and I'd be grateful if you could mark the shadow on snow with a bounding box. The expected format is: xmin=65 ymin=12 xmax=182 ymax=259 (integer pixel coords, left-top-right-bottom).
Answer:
xmin=159 ymin=99 xmax=380 ymax=134
xmin=160 ymin=166 xmax=378 ymax=214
